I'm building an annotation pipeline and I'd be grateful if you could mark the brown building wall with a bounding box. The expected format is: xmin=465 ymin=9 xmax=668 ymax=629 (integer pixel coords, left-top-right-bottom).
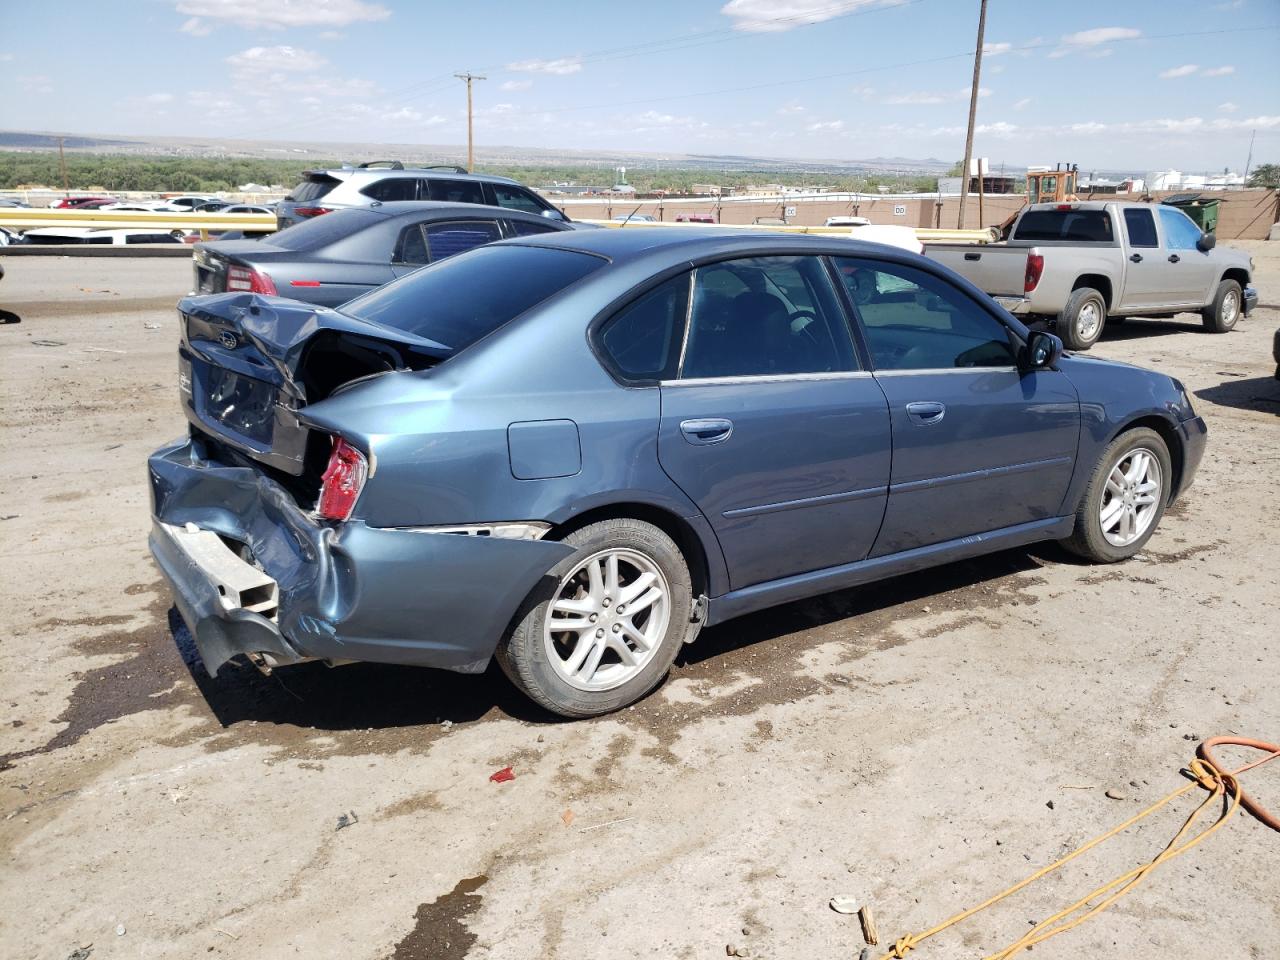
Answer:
xmin=555 ymin=189 xmax=1280 ymax=240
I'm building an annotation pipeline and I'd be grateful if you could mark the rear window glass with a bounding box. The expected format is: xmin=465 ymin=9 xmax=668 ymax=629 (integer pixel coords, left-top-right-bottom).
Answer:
xmin=1014 ymin=210 xmax=1114 ymax=242
xmin=341 ymin=245 xmax=605 ymax=352
xmin=265 ymin=209 xmax=382 ymax=251
xmin=287 ymin=176 xmax=339 ymax=202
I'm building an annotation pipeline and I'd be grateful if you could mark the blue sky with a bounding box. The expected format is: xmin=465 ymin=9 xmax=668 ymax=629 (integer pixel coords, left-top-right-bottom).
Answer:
xmin=1 ymin=0 xmax=1277 ymax=172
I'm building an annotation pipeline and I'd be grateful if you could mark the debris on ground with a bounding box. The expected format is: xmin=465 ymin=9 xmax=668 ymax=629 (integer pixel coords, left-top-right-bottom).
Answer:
xmin=1105 ymin=788 xmax=1128 ymax=801
xmin=66 ymin=947 xmax=92 ymax=960
xmin=561 ymin=808 xmax=575 ymax=826
xmin=489 ymin=766 xmax=515 ymax=783
xmin=114 ymin=923 xmax=125 ymax=936
xmin=829 ymin=896 xmax=859 ymax=915
xmin=335 ymin=810 xmax=359 ymax=831
xmin=31 ymin=339 xmax=65 ymax=347
xmin=858 ymin=905 xmax=879 ymax=946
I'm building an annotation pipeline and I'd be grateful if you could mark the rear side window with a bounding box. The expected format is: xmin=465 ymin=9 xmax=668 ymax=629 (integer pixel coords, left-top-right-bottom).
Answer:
xmin=1158 ymin=207 xmax=1202 ymax=250
xmin=1014 ymin=209 xmax=1114 ymax=242
xmin=597 ymin=274 xmax=689 ymax=381
xmin=427 ymin=178 xmax=485 ymax=204
xmin=266 ymin=209 xmax=383 ymax=251
xmin=287 ymin=176 xmax=339 ymax=202
xmin=360 ymin=177 xmax=418 ymax=202
xmin=1124 ymin=208 xmax=1158 ymax=247
xmin=341 ymin=245 xmax=605 ymax=352
xmin=424 ymin=220 xmax=501 ymax=260
xmin=510 ymin=219 xmax=561 ymax=236
xmin=490 ymin=183 xmax=547 ymax=214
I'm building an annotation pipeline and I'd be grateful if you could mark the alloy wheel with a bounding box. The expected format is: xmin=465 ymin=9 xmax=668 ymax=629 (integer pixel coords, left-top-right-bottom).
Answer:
xmin=1099 ymin=446 xmax=1163 ymax=547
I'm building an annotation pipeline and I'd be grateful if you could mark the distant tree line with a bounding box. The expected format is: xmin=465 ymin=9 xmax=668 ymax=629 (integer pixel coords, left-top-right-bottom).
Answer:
xmin=0 ymin=150 xmax=945 ymax=196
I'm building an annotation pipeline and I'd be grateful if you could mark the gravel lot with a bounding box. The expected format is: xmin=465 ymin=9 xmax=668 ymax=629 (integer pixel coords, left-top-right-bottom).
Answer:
xmin=0 ymin=247 xmax=1276 ymax=960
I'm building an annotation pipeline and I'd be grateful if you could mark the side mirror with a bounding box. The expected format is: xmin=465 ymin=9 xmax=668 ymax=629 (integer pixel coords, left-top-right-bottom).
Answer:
xmin=1024 ymin=330 xmax=1064 ymax=369
xmin=1196 ymin=231 xmax=1216 ymax=252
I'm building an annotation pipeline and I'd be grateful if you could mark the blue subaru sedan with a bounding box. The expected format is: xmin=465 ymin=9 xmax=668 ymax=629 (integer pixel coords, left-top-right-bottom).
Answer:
xmin=149 ymin=228 xmax=1207 ymax=717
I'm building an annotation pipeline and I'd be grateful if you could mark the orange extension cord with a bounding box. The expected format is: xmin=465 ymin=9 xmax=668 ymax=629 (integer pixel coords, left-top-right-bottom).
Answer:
xmin=875 ymin=737 xmax=1279 ymax=960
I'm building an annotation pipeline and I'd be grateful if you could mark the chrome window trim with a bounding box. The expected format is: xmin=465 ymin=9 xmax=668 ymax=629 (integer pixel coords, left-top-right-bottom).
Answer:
xmin=662 ymin=370 xmax=874 ymax=387
xmin=872 ymin=366 xmax=1020 ymax=377
xmin=392 ymin=521 xmax=552 ymax=541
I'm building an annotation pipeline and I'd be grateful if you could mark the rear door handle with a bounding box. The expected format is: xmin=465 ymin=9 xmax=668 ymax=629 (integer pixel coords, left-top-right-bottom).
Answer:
xmin=679 ymin=418 xmax=733 ymax=445
xmin=1168 ymin=254 xmax=1180 ymax=263
xmin=1130 ymin=253 xmax=1143 ymax=263
xmin=964 ymin=252 xmax=981 ymax=261
xmin=905 ymin=401 xmax=946 ymax=425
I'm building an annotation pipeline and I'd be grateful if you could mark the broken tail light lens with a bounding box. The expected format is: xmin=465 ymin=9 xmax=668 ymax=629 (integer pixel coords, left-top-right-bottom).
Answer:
xmin=226 ymin=264 xmax=278 ymax=295
xmin=317 ymin=437 xmax=368 ymax=521
xmin=1024 ymin=253 xmax=1045 ymax=293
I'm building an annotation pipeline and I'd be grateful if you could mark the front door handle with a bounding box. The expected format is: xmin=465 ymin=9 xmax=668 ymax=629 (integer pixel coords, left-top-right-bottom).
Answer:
xmin=679 ymin=418 xmax=734 ymax=445
xmin=1168 ymin=254 xmax=1180 ymax=263
xmin=1130 ymin=253 xmax=1143 ymax=263
xmin=905 ymin=401 xmax=946 ymax=425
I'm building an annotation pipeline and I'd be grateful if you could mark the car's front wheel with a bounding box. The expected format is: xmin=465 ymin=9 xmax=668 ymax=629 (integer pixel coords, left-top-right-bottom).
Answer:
xmin=1201 ymin=278 xmax=1242 ymax=333
xmin=498 ymin=518 xmax=695 ymax=717
xmin=1062 ymin=427 xmax=1172 ymax=562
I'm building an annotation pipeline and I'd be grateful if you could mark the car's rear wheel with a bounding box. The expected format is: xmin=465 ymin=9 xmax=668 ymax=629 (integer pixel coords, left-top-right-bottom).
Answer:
xmin=1062 ymin=427 xmax=1172 ymax=563
xmin=1201 ymin=279 xmax=1242 ymax=333
xmin=1058 ymin=287 xmax=1108 ymax=351
xmin=498 ymin=518 xmax=695 ymax=717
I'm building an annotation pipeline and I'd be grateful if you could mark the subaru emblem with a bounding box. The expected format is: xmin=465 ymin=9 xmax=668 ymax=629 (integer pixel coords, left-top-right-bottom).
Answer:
xmin=219 ymin=331 xmax=238 ymax=349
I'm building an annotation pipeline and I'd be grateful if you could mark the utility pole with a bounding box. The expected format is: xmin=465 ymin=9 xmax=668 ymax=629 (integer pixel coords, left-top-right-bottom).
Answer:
xmin=957 ymin=0 xmax=987 ymax=229
xmin=58 ymin=136 xmax=69 ymax=197
xmin=454 ymin=72 xmax=486 ymax=172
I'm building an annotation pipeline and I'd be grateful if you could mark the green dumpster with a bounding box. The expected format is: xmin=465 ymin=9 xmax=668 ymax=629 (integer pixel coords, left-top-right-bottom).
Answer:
xmin=1162 ymin=194 xmax=1220 ymax=234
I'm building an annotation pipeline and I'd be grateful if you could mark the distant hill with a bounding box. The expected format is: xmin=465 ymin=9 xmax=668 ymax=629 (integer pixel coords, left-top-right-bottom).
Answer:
xmin=0 ymin=131 xmax=139 ymax=150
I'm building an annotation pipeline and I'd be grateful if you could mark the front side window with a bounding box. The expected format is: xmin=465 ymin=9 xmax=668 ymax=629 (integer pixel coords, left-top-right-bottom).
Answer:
xmin=833 ymin=258 xmax=1016 ymax=371
xmin=426 ymin=178 xmax=485 ymax=204
xmin=490 ymin=183 xmax=547 ymax=214
xmin=1123 ymin=208 xmax=1158 ymax=248
xmin=1158 ymin=207 xmax=1202 ymax=250
xmin=424 ymin=220 xmax=501 ymax=260
xmin=598 ymin=274 xmax=689 ymax=381
xmin=680 ymin=256 xmax=857 ymax=379
xmin=397 ymin=225 xmax=428 ymax=265
xmin=361 ymin=177 xmax=418 ymax=202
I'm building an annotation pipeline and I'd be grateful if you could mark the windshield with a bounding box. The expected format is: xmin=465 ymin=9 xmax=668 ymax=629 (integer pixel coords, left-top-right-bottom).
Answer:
xmin=340 ymin=244 xmax=606 ymax=352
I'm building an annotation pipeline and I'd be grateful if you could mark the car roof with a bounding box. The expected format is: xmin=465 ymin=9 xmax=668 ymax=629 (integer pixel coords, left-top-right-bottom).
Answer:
xmin=306 ymin=167 xmax=522 ymax=186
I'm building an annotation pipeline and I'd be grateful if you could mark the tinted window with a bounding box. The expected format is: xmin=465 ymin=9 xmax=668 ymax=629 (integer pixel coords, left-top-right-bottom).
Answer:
xmin=126 ymin=233 xmax=179 ymax=244
xmin=265 ymin=209 xmax=383 ymax=251
xmin=834 ymin=258 xmax=1016 ymax=370
xmin=425 ymin=220 xmax=501 ymax=260
xmin=1124 ymin=208 xmax=1158 ymax=248
xmin=680 ymin=256 xmax=856 ymax=379
xmin=490 ymin=183 xmax=547 ymax=214
xmin=1158 ymin=207 xmax=1202 ymax=250
xmin=397 ymin=225 xmax=428 ymax=265
xmin=360 ymin=177 xmax=418 ymax=202
xmin=598 ymin=274 xmax=689 ymax=381
xmin=510 ymin=219 xmax=560 ymax=237
xmin=427 ymin=178 xmax=485 ymax=204
xmin=1014 ymin=209 xmax=1114 ymax=242
xmin=341 ymin=246 xmax=605 ymax=352
xmin=287 ymin=176 xmax=339 ymax=202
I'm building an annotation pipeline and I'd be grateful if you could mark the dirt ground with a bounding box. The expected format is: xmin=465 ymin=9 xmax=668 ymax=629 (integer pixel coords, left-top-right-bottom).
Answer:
xmin=0 ymin=246 xmax=1276 ymax=960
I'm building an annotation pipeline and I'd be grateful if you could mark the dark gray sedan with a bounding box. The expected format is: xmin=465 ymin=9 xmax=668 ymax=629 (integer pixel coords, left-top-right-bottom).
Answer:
xmin=192 ymin=201 xmax=571 ymax=307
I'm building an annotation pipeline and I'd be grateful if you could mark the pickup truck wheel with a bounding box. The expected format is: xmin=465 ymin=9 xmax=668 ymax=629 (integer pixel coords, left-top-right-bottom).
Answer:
xmin=1062 ymin=427 xmax=1171 ymax=563
xmin=1058 ymin=288 xmax=1107 ymax=351
xmin=1201 ymin=279 xmax=1242 ymax=333
xmin=497 ymin=518 xmax=695 ymax=718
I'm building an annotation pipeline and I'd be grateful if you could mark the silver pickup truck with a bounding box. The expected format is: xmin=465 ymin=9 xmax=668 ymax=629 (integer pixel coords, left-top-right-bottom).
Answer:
xmin=927 ymin=200 xmax=1258 ymax=350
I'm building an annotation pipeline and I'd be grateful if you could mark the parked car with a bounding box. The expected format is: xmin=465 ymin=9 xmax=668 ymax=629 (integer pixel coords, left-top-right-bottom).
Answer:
xmin=192 ymin=202 xmax=572 ymax=307
xmin=613 ymin=214 xmax=658 ymax=223
xmin=149 ymin=229 xmax=1206 ymax=717
xmin=276 ymin=161 xmax=568 ymax=230
xmin=194 ymin=201 xmax=231 ymax=213
xmin=927 ymin=201 xmax=1258 ymax=350
xmin=0 ymin=197 xmax=29 ymax=208
xmin=151 ymin=195 xmax=222 ymax=212
xmin=675 ymin=214 xmax=716 ymax=224
xmin=51 ymin=195 xmax=116 ymax=209
xmin=21 ymin=227 xmax=185 ymax=245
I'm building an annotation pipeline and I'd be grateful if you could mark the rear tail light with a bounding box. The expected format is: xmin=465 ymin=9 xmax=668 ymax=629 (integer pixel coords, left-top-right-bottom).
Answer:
xmin=1024 ymin=252 xmax=1045 ymax=293
xmin=290 ymin=280 xmax=321 ymax=287
xmin=226 ymin=264 xmax=278 ymax=295
xmin=317 ymin=437 xmax=368 ymax=521
xmin=294 ymin=206 xmax=332 ymax=217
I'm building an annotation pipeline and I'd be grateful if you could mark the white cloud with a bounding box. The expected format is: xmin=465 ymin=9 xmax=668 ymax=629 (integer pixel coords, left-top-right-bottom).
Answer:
xmin=506 ymin=56 xmax=582 ymax=75
xmin=884 ymin=86 xmax=989 ymax=105
xmin=1061 ymin=26 xmax=1141 ymax=46
xmin=982 ymin=41 xmax=1011 ymax=56
xmin=0 ymin=53 xmax=13 ymax=62
xmin=1202 ymin=65 xmax=1235 ymax=76
xmin=179 ymin=16 xmax=212 ymax=35
xmin=319 ymin=30 xmax=345 ymax=40
xmin=144 ymin=92 xmax=175 ymax=104
xmin=174 ymin=0 xmax=389 ymax=32
xmin=1013 ymin=97 xmax=1032 ymax=111
xmin=1218 ymin=101 xmax=1239 ymax=113
xmin=1159 ymin=64 xmax=1200 ymax=79
xmin=777 ymin=104 xmax=806 ymax=114
xmin=806 ymin=119 xmax=845 ymax=132
xmin=17 ymin=75 xmax=53 ymax=94
xmin=720 ymin=0 xmax=889 ymax=32
xmin=228 ymin=45 xmax=328 ymax=74
xmin=500 ymin=79 xmax=532 ymax=91
xmin=225 ymin=46 xmax=376 ymax=100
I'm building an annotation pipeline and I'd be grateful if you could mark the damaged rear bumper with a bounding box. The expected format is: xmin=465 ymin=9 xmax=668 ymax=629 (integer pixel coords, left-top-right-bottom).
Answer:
xmin=148 ymin=436 xmax=574 ymax=676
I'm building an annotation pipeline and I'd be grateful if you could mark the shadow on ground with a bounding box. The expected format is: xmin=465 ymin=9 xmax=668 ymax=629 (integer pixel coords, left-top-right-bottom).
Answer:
xmin=1194 ymin=376 xmax=1280 ymax=415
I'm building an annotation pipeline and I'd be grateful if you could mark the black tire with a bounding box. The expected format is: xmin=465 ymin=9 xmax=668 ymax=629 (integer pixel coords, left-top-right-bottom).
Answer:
xmin=497 ymin=518 xmax=696 ymax=718
xmin=1201 ymin=278 xmax=1243 ymax=333
xmin=1058 ymin=287 xmax=1108 ymax=351
xmin=1061 ymin=427 xmax=1172 ymax=563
